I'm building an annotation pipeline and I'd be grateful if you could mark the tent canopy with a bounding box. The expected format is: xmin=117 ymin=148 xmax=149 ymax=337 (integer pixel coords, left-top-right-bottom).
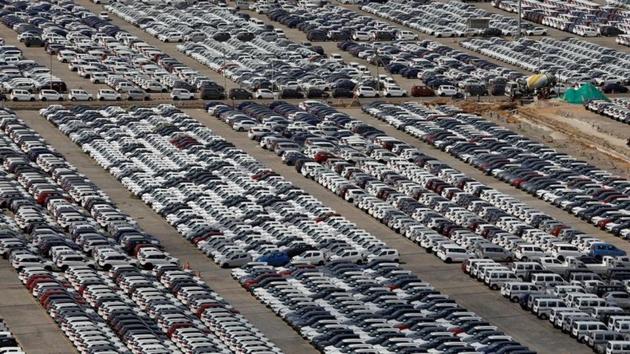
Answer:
xmin=563 ymin=82 xmax=608 ymax=104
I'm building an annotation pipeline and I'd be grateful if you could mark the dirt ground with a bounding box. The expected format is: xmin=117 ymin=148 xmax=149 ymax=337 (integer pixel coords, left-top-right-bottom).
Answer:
xmin=456 ymin=99 xmax=630 ymax=178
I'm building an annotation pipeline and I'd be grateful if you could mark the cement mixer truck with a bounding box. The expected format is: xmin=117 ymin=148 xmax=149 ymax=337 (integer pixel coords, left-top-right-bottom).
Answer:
xmin=505 ymin=73 xmax=556 ymax=99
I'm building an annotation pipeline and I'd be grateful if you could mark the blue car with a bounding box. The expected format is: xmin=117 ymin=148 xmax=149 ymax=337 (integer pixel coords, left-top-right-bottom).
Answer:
xmin=257 ymin=251 xmax=290 ymax=267
xmin=589 ymin=242 xmax=626 ymax=259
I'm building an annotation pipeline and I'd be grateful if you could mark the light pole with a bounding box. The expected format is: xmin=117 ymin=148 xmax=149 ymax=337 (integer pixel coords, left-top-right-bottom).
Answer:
xmin=517 ymin=0 xmax=522 ymax=38
xmin=271 ymin=60 xmax=276 ymax=101
xmin=50 ymin=52 xmax=53 ymax=90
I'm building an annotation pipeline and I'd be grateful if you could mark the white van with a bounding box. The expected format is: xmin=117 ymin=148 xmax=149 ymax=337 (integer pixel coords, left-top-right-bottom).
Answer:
xmin=485 ymin=270 xmax=518 ymax=290
xmin=571 ymin=321 xmax=607 ymax=342
xmin=501 ymin=282 xmax=542 ymax=302
xmin=531 ymin=273 xmax=566 ymax=288
xmin=606 ymin=340 xmax=630 ymax=354
xmin=613 ymin=320 xmax=630 ymax=334
xmin=532 ymin=298 xmax=566 ymax=320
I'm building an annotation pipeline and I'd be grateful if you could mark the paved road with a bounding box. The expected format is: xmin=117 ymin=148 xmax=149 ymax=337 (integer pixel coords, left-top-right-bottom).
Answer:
xmin=0 ymin=260 xmax=78 ymax=354
xmin=186 ymin=108 xmax=592 ymax=354
xmin=17 ymin=110 xmax=318 ymax=354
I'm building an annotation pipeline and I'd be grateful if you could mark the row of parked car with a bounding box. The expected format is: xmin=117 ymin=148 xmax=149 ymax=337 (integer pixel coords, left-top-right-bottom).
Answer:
xmin=464 ymin=256 xmax=630 ymax=353
xmin=478 ymin=256 xmax=630 ymax=346
xmin=362 ymin=102 xmax=630 ymax=238
xmin=209 ymin=99 xmax=630 ymax=351
xmin=0 ymin=107 xmax=280 ymax=354
xmin=222 ymin=99 xmax=629 ymax=257
xmin=491 ymin=0 xmax=630 ymax=38
xmin=585 ymin=98 xmax=630 ymax=125
xmin=462 ymin=37 xmax=630 ymax=90
xmin=0 ymin=44 xmax=71 ymax=95
xmin=0 ymin=1 xmax=226 ymax=100
xmin=0 ymin=319 xmax=24 ymax=354
xmin=337 ymin=39 xmax=525 ymax=97
xmin=618 ymin=34 xmax=630 ymax=47
xmin=107 ymin=1 xmax=401 ymax=99
xmin=235 ymin=260 xmax=534 ymax=354
xmin=37 ymin=103 xmax=534 ymax=353
xmin=263 ymin=3 xmax=402 ymax=42
xmin=361 ymin=0 xmax=548 ymax=37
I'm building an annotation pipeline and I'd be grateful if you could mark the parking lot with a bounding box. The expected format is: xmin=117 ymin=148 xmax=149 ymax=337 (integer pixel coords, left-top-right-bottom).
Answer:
xmin=15 ymin=106 xmax=588 ymax=354
xmin=0 ymin=1 xmax=629 ymax=354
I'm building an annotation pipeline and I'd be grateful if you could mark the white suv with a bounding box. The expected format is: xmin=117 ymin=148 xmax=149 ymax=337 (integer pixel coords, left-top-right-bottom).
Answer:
xmin=68 ymin=89 xmax=93 ymax=101
xmin=39 ymin=89 xmax=63 ymax=101
xmin=437 ymin=85 xmax=458 ymax=96
xmin=9 ymin=89 xmax=35 ymax=101
xmin=97 ymin=89 xmax=121 ymax=101
xmin=170 ymin=88 xmax=195 ymax=100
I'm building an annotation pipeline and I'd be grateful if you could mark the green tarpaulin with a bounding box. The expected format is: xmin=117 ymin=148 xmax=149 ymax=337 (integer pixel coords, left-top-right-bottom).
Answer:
xmin=563 ymin=83 xmax=609 ymax=104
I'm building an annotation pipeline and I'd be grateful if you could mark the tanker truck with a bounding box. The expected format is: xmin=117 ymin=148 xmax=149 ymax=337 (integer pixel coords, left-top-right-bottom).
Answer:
xmin=505 ymin=73 xmax=556 ymax=99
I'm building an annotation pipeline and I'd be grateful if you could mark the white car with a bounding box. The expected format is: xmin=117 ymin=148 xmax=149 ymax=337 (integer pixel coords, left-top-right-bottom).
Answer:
xmin=170 ymin=88 xmax=195 ymax=100
xmin=68 ymin=89 xmax=93 ymax=101
xmin=436 ymin=85 xmax=458 ymax=96
xmin=396 ymin=30 xmax=418 ymax=40
xmin=255 ymin=89 xmax=275 ymax=99
xmin=97 ymin=89 xmax=121 ymax=101
xmin=9 ymin=89 xmax=34 ymax=101
xmin=290 ymin=250 xmax=326 ymax=265
xmin=354 ymin=86 xmax=379 ymax=98
xmin=381 ymin=85 xmax=407 ymax=97
xmin=328 ymin=250 xmax=364 ymax=264
xmin=90 ymin=72 xmax=107 ymax=84
xmin=99 ymin=11 xmax=110 ymax=20
xmin=352 ymin=31 xmax=371 ymax=41
xmin=39 ymin=89 xmax=63 ymax=101
xmin=366 ymin=248 xmax=399 ymax=262
xmin=329 ymin=53 xmax=344 ymax=63
xmin=436 ymin=244 xmax=471 ymax=263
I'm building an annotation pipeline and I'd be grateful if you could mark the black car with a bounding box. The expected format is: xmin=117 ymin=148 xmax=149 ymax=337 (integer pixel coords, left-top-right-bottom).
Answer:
xmin=229 ymin=88 xmax=253 ymax=100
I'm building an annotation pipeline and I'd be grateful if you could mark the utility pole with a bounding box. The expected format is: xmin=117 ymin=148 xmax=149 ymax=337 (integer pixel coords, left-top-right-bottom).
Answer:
xmin=517 ymin=0 xmax=522 ymax=38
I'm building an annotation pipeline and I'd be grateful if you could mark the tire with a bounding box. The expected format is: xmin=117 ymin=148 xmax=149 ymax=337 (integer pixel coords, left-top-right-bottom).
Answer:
xmin=58 ymin=98 xmax=63 ymax=101
xmin=87 ymin=97 xmax=93 ymax=101
xmin=41 ymin=97 xmax=47 ymax=101
xmin=12 ymin=98 xmax=17 ymax=101
xmin=173 ymin=96 xmax=179 ymax=100
xmin=445 ymin=258 xmax=452 ymax=264
xmin=490 ymin=284 xmax=499 ymax=290
xmin=99 ymin=97 xmax=105 ymax=101
xmin=30 ymin=97 xmax=35 ymax=101
xmin=71 ymin=97 xmax=76 ymax=101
